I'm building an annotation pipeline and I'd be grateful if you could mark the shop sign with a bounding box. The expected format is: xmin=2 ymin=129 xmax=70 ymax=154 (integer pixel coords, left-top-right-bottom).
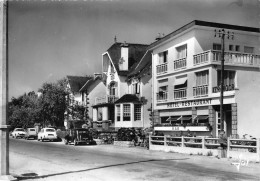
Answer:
xmin=167 ymin=98 xmax=212 ymax=108
xmin=212 ymin=84 xmax=235 ymax=93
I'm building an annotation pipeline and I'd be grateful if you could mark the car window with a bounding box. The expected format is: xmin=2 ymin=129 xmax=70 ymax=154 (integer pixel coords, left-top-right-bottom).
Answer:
xmin=29 ymin=129 xmax=35 ymax=131
xmin=16 ymin=129 xmax=25 ymax=132
xmin=46 ymin=129 xmax=55 ymax=132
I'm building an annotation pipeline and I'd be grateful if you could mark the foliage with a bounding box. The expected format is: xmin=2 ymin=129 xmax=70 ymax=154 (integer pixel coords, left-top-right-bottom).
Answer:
xmin=8 ymin=78 xmax=68 ymax=130
xmin=116 ymin=128 xmax=136 ymax=141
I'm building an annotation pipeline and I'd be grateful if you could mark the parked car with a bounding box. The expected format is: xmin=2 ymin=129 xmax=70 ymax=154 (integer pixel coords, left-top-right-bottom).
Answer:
xmin=11 ymin=128 xmax=26 ymax=139
xmin=24 ymin=128 xmax=38 ymax=140
xmin=37 ymin=128 xmax=57 ymax=142
xmin=64 ymin=128 xmax=94 ymax=146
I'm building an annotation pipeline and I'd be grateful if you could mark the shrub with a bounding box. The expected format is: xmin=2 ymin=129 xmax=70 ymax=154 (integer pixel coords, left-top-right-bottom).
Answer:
xmin=206 ymin=150 xmax=213 ymax=156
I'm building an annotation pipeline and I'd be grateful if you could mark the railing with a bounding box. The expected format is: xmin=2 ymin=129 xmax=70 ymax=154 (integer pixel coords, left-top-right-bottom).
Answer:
xmin=156 ymin=63 xmax=168 ymax=75
xmin=156 ymin=92 xmax=168 ymax=102
xmin=150 ymin=135 xmax=220 ymax=149
xmin=174 ymin=88 xmax=187 ymax=99
xmin=193 ymin=85 xmax=208 ymax=97
xmin=174 ymin=58 xmax=186 ymax=70
xmin=95 ymin=95 xmax=118 ymax=105
xmin=228 ymin=138 xmax=259 ymax=153
xmin=193 ymin=50 xmax=210 ymax=65
xmin=193 ymin=50 xmax=260 ymax=66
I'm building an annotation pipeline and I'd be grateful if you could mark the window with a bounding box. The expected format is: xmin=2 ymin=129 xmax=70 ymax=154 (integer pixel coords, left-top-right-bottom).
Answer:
xmin=217 ymin=70 xmax=235 ymax=87
xmin=116 ymin=105 xmax=120 ymax=121
xmin=133 ymin=83 xmax=140 ymax=94
xmin=158 ymin=51 xmax=168 ymax=64
xmin=235 ymin=45 xmax=240 ymax=52
xmin=123 ymin=104 xmax=131 ymax=121
xmin=244 ymin=46 xmax=254 ymax=53
xmin=134 ymin=104 xmax=141 ymax=121
xmin=176 ymin=44 xmax=187 ymax=59
xmin=195 ymin=70 xmax=209 ymax=86
xmin=229 ymin=45 xmax=234 ymax=51
xmin=109 ymin=82 xmax=117 ymax=96
xmin=213 ymin=43 xmax=221 ymax=51
xmin=159 ymin=86 xmax=168 ymax=92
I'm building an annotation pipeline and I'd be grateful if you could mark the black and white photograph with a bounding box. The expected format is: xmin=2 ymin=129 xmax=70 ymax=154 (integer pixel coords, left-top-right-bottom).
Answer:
xmin=0 ymin=0 xmax=260 ymax=180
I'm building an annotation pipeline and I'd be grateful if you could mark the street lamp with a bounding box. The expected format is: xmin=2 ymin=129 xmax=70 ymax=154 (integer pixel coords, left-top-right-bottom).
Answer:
xmin=214 ymin=29 xmax=234 ymax=133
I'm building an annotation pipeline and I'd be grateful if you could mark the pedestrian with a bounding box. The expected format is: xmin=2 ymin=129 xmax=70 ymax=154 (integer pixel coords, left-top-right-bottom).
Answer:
xmin=218 ymin=131 xmax=227 ymax=149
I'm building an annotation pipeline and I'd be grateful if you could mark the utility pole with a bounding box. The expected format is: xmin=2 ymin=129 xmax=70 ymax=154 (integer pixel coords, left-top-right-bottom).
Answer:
xmin=214 ymin=29 xmax=234 ymax=133
xmin=0 ymin=0 xmax=16 ymax=180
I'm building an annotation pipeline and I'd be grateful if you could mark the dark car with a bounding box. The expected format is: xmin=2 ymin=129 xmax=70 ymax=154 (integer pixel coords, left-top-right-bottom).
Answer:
xmin=64 ymin=128 xmax=94 ymax=146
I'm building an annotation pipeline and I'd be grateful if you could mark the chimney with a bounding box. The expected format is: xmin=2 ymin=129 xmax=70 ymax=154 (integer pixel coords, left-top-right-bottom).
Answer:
xmin=119 ymin=41 xmax=129 ymax=71
xmin=114 ymin=36 xmax=117 ymax=43
xmin=94 ymin=73 xmax=102 ymax=79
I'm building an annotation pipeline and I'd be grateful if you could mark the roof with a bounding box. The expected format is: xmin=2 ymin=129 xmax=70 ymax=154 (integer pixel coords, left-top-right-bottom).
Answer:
xmin=106 ymin=43 xmax=148 ymax=76
xmin=127 ymin=50 xmax=152 ymax=78
xmin=148 ymin=20 xmax=260 ymax=50
xmin=115 ymin=94 xmax=141 ymax=104
xmin=67 ymin=76 xmax=92 ymax=93
xmin=79 ymin=76 xmax=102 ymax=92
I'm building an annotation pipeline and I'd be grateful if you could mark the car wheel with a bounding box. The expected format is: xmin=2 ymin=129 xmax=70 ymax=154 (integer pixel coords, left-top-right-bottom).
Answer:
xmin=40 ymin=137 xmax=43 ymax=142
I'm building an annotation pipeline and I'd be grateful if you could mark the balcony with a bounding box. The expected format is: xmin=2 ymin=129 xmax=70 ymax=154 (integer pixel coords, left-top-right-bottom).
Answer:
xmin=174 ymin=88 xmax=187 ymax=99
xmin=174 ymin=58 xmax=186 ymax=70
xmin=194 ymin=50 xmax=260 ymax=67
xmin=95 ymin=95 xmax=118 ymax=105
xmin=156 ymin=63 xmax=168 ymax=75
xmin=193 ymin=85 xmax=208 ymax=97
xmin=156 ymin=91 xmax=168 ymax=102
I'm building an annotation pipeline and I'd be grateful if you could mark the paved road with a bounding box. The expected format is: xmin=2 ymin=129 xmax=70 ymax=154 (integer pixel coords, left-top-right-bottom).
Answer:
xmin=9 ymin=138 xmax=260 ymax=181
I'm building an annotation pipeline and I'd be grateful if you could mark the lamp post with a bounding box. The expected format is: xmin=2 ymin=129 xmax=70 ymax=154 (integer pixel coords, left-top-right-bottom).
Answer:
xmin=214 ymin=29 xmax=234 ymax=133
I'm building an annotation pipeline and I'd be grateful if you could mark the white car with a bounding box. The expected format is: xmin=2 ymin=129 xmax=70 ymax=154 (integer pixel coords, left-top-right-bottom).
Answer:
xmin=37 ymin=128 xmax=57 ymax=142
xmin=11 ymin=128 xmax=26 ymax=138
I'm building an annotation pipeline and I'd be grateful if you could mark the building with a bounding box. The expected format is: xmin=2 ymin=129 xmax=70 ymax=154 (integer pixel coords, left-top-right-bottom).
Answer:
xmin=149 ymin=20 xmax=260 ymax=138
xmin=114 ymin=50 xmax=152 ymax=129
xmin=79 ymin=73 xmax=106 ymax=129
xmin=92 ymin=41 xmax=148 ymax=130
xmin=64 ymin=75 xmax=92 ymax=129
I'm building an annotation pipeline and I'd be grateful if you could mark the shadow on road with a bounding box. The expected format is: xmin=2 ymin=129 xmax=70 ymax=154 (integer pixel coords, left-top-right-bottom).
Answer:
xmin=16 ymin=158 xmax=189 ymax=180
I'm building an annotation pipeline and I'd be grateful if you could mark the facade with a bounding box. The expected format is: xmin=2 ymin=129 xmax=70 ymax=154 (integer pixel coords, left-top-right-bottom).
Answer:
xmin=149 ymin=20 xmax=260 ymax=138
xmin=92 ymin=41 xmax=148 ymax=130
xmin=64 ymin=75 xmax=92 ymax=129
xmin=115 ymin=50 xmax=152 ymax=128
xmin=79 ymin=73 xmax=106 ymax=129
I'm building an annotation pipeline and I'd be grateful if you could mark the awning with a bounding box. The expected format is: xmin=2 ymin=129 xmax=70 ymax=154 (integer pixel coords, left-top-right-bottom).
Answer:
xmin=177 ymin=116 xmax=192 ymax=121
xmin=174 ymin=77 xmax=187 ymax=86
xmin=166 ymin=116 xmax=179 ymax=122
xmin=195 ymin=115 xmax=209 ymax=121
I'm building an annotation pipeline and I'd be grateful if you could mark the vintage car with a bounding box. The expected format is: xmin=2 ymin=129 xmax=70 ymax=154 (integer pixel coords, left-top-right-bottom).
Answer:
xmin=64 ymin=128 xmax=93 ymax=146
xmin=24 ymin=128 xmax=38 ymax=140
xmin=37 ymin=128 xmax=57 ymax=142
xmin=11 ymin=128 xmax=26 ymax=138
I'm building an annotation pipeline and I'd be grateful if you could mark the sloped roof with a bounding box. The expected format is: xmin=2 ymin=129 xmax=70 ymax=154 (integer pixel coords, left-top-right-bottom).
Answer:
xmin=115 ymin=94 xmax=141 ymax=104
xmin=128 ymin=50 xmax=152 ymax=78
xmin=79 ymin=76 xmax=102 ymax=92
xmin=67 ymin=76 xmax=92 ymax=93
xmin=106 ymin=43 xmax=148 ymax=76
xmin=148 ymin=20 xmax=260 ymax=50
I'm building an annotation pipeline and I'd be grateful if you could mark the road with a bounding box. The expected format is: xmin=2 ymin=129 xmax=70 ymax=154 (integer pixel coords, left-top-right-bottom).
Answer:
xmin=9 ymin=138 xmax=260 ymax=181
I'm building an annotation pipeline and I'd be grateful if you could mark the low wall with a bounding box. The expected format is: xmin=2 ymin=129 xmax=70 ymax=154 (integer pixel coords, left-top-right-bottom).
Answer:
xmin=114 ymin=141 xmax=135 ymax=147
xmin=150 ymin=144 xmax=219 ymax=156
xmin=93 ymin=139 xmax=104 ymax=145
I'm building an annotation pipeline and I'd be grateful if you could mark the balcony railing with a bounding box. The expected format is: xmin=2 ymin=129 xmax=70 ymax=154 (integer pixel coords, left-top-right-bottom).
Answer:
xmin=193 ymin=85 xmax=208 ymax=97
xmin=174 ymin=58 xmax=186 ymax=70
xmin=194 ymin=50 xmax=260 ymax=66
xmin=174 ymin=88 xmax=187 ymax=99
xmin=95 ymin=95 xmax=118 ymax=105
xmin=156 ymin=63 xmax=168 ymax=75
xmin=156 ymin=92 xmax=168 ymax=102
xmin=193 ymin=50 xmax=210 ymax=65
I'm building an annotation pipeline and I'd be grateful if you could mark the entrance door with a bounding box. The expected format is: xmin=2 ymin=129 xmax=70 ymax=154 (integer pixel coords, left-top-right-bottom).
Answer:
xmin=216 ymin=111 xmax=226 ymax=137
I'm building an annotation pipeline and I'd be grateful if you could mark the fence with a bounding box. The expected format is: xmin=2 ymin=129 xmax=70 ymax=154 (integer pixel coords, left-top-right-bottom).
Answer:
xmin=149 ymin=135 xmax=260 ymax=161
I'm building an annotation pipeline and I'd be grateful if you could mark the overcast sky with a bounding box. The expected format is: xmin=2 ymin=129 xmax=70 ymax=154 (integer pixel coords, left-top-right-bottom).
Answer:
xmin=8 ymin=0 xmax=259 ymax=99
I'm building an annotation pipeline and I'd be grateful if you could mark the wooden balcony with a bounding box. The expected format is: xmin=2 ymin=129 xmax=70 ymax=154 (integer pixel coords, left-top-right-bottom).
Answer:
xmin=174 ymin=57 xmax=186 ymax=70
xmin=95 ymin=95 xmax=118 ymax=105
xmin=193 ymin=85 xmax=208 ymax=97
xmin=194 ymin=50 xmax=260 ymax=67
xmin=156 ymin=92 xmax=168 ymax=102
xmin=174 ymin=88 xmax=187 ymax=99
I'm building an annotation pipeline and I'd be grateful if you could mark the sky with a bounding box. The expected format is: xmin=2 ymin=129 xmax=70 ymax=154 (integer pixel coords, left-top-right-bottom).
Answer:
xmin=8 ymin=0 xmax=259 ymax=99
